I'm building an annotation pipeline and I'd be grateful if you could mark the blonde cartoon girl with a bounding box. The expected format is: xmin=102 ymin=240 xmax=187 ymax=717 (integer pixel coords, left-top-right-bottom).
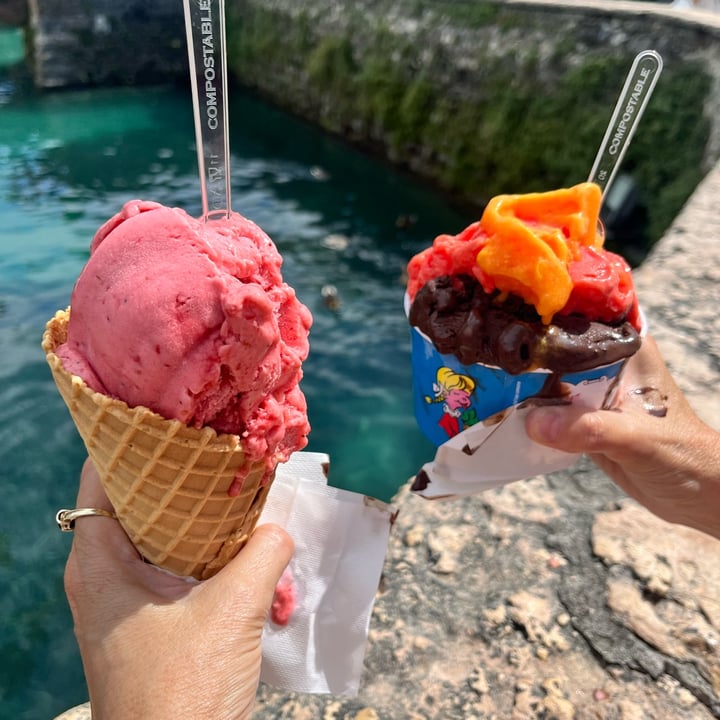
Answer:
xmin=425 ymin=366 xmax=480 ymax=438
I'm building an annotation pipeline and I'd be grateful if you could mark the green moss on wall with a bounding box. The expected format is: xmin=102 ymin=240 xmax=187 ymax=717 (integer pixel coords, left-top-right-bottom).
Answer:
xmin=226 ymin=3 xmax=313 ymax=84
xmin=307 ymin=35 xmax=356 ymax=89
xmin=429 ymin=0 xmax=500 ymax=27
xmin=355 ymin=55 xmax=407 ymax=139
xmin=629 ymin=63 xmax=710 ymax=240
xmin=226 ymin=1 xmax=711 ymax=250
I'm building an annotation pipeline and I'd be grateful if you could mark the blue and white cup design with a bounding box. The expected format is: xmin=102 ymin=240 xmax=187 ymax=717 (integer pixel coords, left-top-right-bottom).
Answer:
xmin=410 ymin=325 xmax=627 ymax=449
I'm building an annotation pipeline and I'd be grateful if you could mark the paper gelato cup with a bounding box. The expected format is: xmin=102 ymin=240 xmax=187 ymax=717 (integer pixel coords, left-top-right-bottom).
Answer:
xmin=409 ymin=312 xmax=642 ymax=499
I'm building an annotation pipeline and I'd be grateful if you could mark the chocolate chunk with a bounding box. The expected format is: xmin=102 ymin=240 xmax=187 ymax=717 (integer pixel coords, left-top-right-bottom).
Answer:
xmin=411 ymin=469 xmax=431 ymax=491
xmin=409 ymin=275 xmax=641 ymax=374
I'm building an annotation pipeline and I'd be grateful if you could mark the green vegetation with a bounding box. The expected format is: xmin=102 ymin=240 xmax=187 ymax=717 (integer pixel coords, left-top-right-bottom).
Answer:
xmin=629 ymin=62 xmax=710 ymax=239
xmin=431 ymin=1 xmax=500 ymax=27
xmin=226 ymin=1 xmax=711 ymax=250
xmin=307 ymin=35 xmax=356 ymax=88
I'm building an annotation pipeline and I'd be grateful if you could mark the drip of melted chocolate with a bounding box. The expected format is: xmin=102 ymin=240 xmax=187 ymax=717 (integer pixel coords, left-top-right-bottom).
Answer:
xmin=411 ymin=469 xmax=430 ymax=492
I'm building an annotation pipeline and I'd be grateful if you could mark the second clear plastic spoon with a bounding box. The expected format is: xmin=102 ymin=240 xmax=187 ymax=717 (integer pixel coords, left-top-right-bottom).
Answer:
xmin=588 ymin=49 xmax=663 ymax=198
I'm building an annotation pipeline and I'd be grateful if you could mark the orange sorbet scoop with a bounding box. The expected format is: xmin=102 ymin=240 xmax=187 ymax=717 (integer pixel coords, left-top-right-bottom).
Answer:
xmin=477 ymin=182 xmax=603 ymax=323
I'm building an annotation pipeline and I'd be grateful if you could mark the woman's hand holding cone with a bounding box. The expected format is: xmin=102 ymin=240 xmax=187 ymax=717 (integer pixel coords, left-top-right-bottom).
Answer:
xmin=64 ymin=459 xmax=294 ymax=719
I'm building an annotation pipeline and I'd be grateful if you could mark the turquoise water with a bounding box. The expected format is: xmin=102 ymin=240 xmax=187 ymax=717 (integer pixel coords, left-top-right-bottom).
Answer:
xmin=0 ymin=31 xmax=471 ymax=718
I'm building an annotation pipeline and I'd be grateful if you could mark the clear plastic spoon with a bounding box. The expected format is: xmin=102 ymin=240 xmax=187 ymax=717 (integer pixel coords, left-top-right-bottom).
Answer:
xmin=183 ymin=0 xmax=232 ymax=220
xmin=588 ymin=50 xmax=663 ymax=198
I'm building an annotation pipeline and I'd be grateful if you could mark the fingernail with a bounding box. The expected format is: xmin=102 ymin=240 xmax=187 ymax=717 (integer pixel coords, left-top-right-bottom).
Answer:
xmin=526 ymin=407 xmax=561 ymax=443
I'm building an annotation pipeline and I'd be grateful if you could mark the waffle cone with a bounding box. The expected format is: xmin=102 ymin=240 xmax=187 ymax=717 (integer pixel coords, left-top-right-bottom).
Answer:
xmin=42 ymin=308 xmax=274 ymax=580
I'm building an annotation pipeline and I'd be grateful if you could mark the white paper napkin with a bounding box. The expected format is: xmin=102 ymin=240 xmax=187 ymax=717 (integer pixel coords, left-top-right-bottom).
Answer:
xmin=258 ymin=451 xmax=394 ymax=695
xmin=412 ymin=372 xmax=620 ymax=499
xmin=412 ymin=402 xmax=578 ymax=498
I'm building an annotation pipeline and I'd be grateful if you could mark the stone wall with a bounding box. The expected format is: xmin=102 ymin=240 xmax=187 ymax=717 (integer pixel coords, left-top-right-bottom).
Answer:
xmin=225 ymin=0 xmax=719 ymax=245
xmin=511 ymin=0 xmax=720 ymax=162
xmin=0 ymin=0 xmax=27 ymax=26
xmin=28 ymin=0 xmax=186 ymax=88
xmin=633 ymin=158 xmax=720 ymax=429
xmin=233 ymin=0 xmax=720 ymax=167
